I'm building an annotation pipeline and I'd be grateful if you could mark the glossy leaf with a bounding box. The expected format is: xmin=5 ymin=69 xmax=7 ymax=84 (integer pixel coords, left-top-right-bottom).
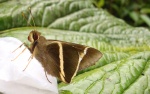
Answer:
xmin=0 ymin=0 xmax=150 ymax=94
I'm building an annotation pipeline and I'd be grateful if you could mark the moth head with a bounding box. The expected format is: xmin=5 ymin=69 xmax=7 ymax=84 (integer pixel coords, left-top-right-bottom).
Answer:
xmin=28 ymin=30 xmax=41 ymax=43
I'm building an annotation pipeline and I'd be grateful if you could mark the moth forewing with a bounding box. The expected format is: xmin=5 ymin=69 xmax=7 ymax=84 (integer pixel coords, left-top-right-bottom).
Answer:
xmin=60 ymin=43 xmax=80 ymax=83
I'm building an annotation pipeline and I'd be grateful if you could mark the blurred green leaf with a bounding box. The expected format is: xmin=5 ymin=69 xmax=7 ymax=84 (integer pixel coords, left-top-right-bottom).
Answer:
xmin=129 ymin=11 xmax=140 ymax=22
xmin=141 ymin=8 xmax=150 ymax=14
xmin=102 ymin=0 xmax=150 ymax=27
xmin=92 ymin=0 xmax=105 ymax=8
xmin=140 ymin=14 xmax=150 ymax=27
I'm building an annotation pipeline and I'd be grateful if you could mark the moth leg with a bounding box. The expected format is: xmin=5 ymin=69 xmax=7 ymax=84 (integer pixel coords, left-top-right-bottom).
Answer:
xmin=23 ymin=54 xmax=33 ymax=71
xmin=23 ymin=45 xmax=37 ymax=71
xmin=11 ymin=47 xmax=27 ymax=61
xmin=28 ymin=55 xmax=33 ymax=61
xmin=45 ymin=70 xmax=52 ymax=83
xmin=12 ymin=43 xmax=25 ymax=53
xmin=11 ymin=43 xmax=28 ymax=61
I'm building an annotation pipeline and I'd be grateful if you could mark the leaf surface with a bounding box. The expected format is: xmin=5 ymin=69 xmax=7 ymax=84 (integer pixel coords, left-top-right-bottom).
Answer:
xmin=0 ymin=0 xmax=150 ymax=94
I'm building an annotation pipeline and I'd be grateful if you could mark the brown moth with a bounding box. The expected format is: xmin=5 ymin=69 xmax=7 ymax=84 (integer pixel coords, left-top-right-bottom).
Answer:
xmin=27 ymin=30 xmax=102 ymax=83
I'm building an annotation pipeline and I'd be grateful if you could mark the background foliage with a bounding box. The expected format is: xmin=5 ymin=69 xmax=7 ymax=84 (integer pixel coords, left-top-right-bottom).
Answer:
xmin=93 ymin=0 xmax=150 ymax=27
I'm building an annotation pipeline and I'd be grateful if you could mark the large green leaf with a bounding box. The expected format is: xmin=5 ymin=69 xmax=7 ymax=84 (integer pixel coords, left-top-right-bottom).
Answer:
xmin=0 ymin=0 xmax=150 ymax=94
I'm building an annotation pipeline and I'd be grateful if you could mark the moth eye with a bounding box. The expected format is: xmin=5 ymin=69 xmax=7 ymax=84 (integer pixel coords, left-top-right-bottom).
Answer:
xmin=28 ymin=31 xmax=40 ymax=42
xmin=28 ymin=35 xmax=33 ymax=42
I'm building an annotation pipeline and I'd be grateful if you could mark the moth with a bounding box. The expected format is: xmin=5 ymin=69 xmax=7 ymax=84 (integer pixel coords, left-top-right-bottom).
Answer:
xmin=13 ymin=8 xmax=103 ymax=83
xmin=26 ymin=30 xmax=102 ymax=83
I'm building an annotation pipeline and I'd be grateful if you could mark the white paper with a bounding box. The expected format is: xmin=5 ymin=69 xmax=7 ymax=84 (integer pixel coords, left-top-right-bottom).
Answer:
xmin=0 ymin=37 xmax=58 ymax=94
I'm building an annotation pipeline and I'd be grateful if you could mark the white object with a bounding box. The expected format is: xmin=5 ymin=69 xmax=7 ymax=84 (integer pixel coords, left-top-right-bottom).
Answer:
xmin=0 ymin=37 xmax=58 ymax=94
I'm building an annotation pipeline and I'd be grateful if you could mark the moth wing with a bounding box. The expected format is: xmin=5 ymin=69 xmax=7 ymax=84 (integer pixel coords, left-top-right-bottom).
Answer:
xmin=65 ymin=42 xmax=103 ymax=71
xmin=46 ymin=42 xmax=80 ymax=83
xmin=46 ymin=40 xmax=102 ymax=83
xmin=45 ymin=42 xmax=62 ymax=81
xmin=79 ymin=47 xmax=102 ymax=71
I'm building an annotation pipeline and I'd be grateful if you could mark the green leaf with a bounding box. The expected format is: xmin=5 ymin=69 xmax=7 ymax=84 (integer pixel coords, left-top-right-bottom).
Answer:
xmin=0 ymin=0 xmax=150 ymax=94
xmin=140 ymin=14 xmax=150 ymax=27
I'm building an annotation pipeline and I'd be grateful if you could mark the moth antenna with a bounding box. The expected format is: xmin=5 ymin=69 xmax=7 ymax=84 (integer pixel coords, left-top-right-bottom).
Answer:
xmin=11 ymin=47 xmax=27 ymax=61
xmin=45 ymin=70 xmax=52 ymax=83
xmin=22 ymin=12 xmax=33 ymax=27
xmin=23 ymin=54 xmax=33 ymax=71
xmin=28 ymin=7 xmax=36 ymax=29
